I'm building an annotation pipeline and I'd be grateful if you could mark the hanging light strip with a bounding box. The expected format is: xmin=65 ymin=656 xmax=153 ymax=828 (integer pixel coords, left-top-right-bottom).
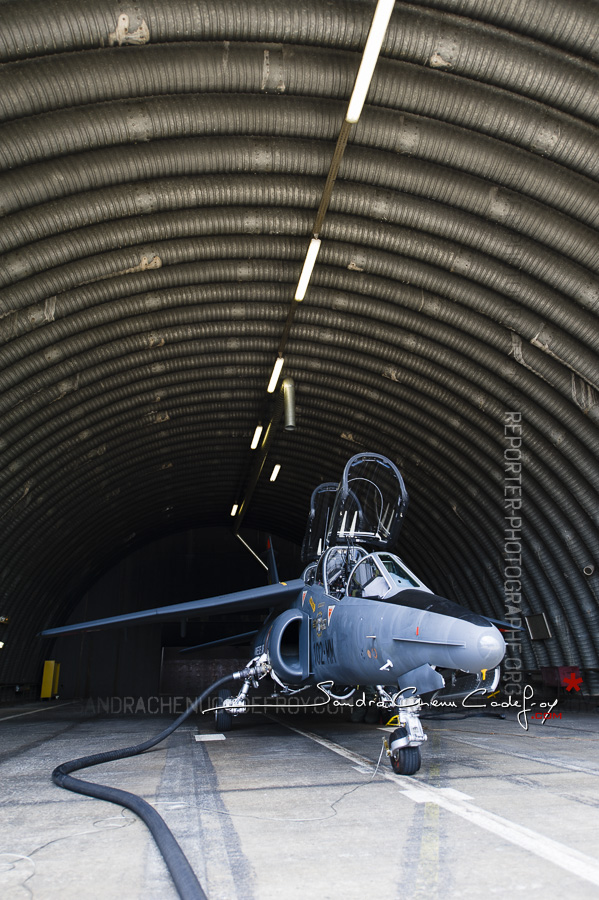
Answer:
xmin=346 ymin=0 xmax=395 ymax=123
xmin=250 ymin=425 xmax=263 ymax=449
xmin=274 ymin=0 xmax=395 ymax=360
xmin=237 ymin=2 xmax=395 ymax=525
xmin=295 ymin=237 xmax=322 ymax=301
xmin=267 ymin=356 xmax=285 ymax=393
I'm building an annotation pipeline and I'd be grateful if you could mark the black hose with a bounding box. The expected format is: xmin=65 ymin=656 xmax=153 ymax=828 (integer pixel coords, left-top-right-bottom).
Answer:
xmin=52 ymin=671 xmax=242 ymax=900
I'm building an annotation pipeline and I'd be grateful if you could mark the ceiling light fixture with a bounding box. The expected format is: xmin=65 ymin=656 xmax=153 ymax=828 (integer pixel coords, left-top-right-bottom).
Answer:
xmin=295 ymin=237 xmax=322 ymax=301
xmin=250 ymin=424 xmax=263 ymax=449
xmin=345 ymin=0 xmax=395 ymax=124
xmin=270 ymin=464 xmax=281 ymax=482
xmin=267 ymin=356 xmax=285 ymax=393
xmin=230 ymin=503 xmax=239 ymax=517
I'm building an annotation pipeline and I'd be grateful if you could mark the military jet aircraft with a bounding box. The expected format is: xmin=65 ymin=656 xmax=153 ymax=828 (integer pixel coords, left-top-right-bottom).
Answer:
xmin=41 ymin=452 xmax=506 ymax=775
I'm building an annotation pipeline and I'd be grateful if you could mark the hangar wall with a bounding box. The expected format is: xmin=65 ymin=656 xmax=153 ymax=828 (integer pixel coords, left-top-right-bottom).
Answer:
xmin=48 ymin=528 xmax=301 ymax=699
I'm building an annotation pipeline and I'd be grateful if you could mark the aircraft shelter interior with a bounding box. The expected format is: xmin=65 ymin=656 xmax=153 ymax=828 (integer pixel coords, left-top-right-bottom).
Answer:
xmin=1 ymin=5 xmax=598 ymax=900
xmin=0 ymin=0 xmax=597 ymax=705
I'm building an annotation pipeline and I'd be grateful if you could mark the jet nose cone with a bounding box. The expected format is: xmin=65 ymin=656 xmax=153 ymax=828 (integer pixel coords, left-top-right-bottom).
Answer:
xmin=477 ymin=629 xmax=506 ymax=668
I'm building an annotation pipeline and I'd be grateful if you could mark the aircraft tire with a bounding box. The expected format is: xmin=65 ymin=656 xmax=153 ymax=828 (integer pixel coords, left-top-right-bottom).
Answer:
xmin=391 ymin=746 xmax=421 ymax=775
xmin=215 ymin=689 xmax=233 ymax=732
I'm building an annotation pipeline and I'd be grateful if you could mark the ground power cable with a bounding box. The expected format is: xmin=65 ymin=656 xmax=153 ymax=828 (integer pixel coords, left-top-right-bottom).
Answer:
xmin=51 ymin=669 xmax=254 ymax=900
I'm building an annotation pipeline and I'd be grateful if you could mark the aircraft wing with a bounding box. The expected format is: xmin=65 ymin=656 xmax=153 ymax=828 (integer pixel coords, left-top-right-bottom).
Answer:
xmin=38 ymin=579 xmax=305 ymax=638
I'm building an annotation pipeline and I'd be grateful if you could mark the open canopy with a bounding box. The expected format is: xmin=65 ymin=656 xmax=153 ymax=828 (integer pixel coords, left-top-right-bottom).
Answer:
xmin=327 ymin=453 xmax=409 ymax=550
xmin=301 ymin=482 xmax=339 ymax=564
xmin=302 ymin=453 xmax=409 ymax=560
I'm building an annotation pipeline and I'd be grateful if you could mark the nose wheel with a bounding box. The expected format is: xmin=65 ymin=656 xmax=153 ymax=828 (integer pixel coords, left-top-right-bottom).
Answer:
xmin=382 ymin=693 xmax=427 ymax=776
xmin=390 ymin=745 xmax=421 ymax=775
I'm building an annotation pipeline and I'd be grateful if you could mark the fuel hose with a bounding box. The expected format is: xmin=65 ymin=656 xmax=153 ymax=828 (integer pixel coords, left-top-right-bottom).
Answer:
xmin=52 ymin=669 xmax=252 ymax=900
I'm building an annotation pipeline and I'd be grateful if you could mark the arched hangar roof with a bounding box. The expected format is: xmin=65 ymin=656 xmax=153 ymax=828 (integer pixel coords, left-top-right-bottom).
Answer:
xmin=0 ymin=0 xmax=597 ymax=684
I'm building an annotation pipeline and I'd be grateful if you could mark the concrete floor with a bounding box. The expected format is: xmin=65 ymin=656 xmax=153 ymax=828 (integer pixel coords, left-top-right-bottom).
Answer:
xmin=1 ymin=698 xmax=599 ymax=899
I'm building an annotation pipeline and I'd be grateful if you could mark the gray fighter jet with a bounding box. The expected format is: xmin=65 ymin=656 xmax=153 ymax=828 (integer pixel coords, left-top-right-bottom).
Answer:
xmin=41 ymin=452 xmax=506 ymax=775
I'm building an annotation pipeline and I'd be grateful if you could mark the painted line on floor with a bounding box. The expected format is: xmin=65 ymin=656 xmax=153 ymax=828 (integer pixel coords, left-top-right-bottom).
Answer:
xmin=276 ymin=719 xmax=599 ymax=889
xmin=0 ymin=701 xmax=75 ymax=723
xmin=437 ymin=787 xmax=473 ymax=800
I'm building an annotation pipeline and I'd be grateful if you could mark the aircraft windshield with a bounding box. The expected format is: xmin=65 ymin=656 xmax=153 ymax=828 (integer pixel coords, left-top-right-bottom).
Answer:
xmin=348 ymin=552 xmax=430 ymax=600
xmin=348 ymin=556 xmax=390 ymax=599
xmin=377 ymin=553 xmax=420 ymax=589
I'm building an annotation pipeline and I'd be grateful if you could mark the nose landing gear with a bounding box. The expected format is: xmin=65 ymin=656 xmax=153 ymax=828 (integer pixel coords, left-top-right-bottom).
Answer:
xmin=377 ymin=685 xmax=426 ymax=775
xmin=388 ymin=727 xmax=422 ymax=775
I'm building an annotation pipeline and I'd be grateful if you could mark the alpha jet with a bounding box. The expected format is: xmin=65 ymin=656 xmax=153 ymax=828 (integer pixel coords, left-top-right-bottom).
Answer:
xmin=235 ymin=452 xmax=505 ymax=773
xmin=40 ymin=452 xmax=505 ymax=775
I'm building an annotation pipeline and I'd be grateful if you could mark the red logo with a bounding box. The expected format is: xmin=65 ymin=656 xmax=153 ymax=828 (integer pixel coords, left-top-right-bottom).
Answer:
xmin=562 ymin=672 xmax=583 ymax=692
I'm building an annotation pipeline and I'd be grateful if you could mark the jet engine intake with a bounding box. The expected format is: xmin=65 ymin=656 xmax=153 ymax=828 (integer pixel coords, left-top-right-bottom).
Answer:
xmin=266 ymin=609 xmax=311 ymax=684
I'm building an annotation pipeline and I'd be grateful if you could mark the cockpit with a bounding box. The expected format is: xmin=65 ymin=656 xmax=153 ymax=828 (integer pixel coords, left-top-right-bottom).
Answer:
xmin=299 ymin=453 xmax=419 ymax=602
xmin=347 ymin=552 xmax=432 ymax=600
xmin=305 ymin=547 xmax=431 ymax=601
xmin=312 ymin=545 xmax=368 ymax=599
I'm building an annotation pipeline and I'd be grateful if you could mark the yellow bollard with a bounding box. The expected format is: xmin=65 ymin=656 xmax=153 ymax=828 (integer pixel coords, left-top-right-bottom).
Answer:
xmin=41 ymin=660 xmax=59 ymax=699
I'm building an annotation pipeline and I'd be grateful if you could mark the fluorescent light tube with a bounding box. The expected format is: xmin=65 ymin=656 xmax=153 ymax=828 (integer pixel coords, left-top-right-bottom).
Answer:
xmin=230 ymin=504 xmax=239 ymax=517
xmin=267 ymin=357 xmax=285 ymax=393
xmin=270 ymin=464 xmax=281 ymax=482
xmin=346 ymin=0 xmax=395 ymax=124
xmin=294 ymin=238 xmax=321 ymax=301
xmin=250 ymin=425 xmax=263 ymax=449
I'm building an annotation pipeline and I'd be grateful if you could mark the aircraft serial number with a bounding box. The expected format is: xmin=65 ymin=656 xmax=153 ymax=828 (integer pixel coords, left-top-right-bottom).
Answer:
xmin=312 ymin=637 xmax=336 ymax=665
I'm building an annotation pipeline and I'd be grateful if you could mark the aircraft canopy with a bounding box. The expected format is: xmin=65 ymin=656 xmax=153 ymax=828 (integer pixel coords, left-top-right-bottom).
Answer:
xmin=301 ymin=481 xmax=338 ymax=564
xmin=326 ymin=453 xmax=409 ymax=550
